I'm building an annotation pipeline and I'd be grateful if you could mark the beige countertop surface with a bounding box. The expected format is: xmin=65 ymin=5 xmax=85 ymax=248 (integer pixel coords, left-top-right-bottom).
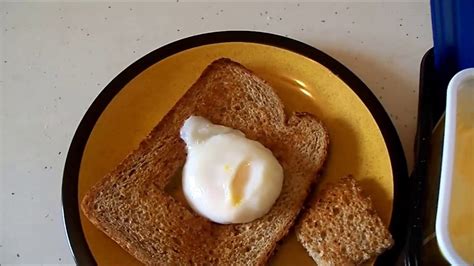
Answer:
xmin=0 ymin=1 xmax=432 ymax=264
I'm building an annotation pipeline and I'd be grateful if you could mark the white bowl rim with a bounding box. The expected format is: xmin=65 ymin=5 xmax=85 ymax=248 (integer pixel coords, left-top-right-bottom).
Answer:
xmin=436 ymin=67 xmax=474 ymax=265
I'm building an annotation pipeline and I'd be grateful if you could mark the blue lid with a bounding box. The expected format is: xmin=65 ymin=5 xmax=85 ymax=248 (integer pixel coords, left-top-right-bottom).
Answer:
xmin=431 ymin=0 xmax=474 ymax=85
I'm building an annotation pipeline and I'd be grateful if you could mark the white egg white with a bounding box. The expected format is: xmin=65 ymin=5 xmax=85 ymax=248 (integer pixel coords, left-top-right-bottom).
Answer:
xmin=180 ymin=116 xmax=284 ymax=224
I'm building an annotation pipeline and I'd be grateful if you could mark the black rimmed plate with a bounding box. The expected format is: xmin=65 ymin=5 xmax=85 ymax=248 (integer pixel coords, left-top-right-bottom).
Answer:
xmin=62 ymin=31 xmax=408 ymax=265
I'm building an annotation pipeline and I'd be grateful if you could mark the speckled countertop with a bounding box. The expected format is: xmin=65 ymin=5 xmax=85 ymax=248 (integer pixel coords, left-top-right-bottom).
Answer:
xmin=0 ymin=2 xmax=432 ymax=264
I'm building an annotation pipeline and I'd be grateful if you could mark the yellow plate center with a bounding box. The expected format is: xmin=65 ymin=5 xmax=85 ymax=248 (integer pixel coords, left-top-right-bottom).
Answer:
xmin=78 ymin=42 xmax=393 ymax=265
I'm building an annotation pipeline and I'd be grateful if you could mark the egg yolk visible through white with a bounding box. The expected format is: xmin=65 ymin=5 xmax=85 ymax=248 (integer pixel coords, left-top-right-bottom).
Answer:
xmin=180 ymin=116 xmax=284 ymax=224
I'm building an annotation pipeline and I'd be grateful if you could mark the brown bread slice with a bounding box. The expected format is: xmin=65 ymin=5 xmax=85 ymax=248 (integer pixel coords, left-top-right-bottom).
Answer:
xmin=296 ymin=175 xmax=393 ymax=266
xmin=81 ymin=58 xmax=329 ymax=265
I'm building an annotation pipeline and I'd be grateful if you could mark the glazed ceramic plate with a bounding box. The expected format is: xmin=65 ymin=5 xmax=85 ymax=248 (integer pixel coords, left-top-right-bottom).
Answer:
xmin=63 ymin=31 xmax=408 ymax=265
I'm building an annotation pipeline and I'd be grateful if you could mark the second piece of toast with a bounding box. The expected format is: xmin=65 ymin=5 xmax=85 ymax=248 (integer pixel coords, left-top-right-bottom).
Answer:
xmin=81 ymin=58 xmax=330 ymax=265
xmin=296 ymin=175 xmax=393 ymax=266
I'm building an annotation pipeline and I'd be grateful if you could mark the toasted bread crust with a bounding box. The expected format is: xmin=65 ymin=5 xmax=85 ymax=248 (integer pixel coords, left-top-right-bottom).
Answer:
xmin=81 ymin=58 xmax=329 ymax=265
xmin=296 ymin=175 xmax=393 ymax=266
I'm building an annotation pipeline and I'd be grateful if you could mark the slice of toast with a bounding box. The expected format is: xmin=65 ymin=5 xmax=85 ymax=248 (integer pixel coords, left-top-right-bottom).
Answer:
xmin=296 ymin=175 xmax=393 ymax=266
xmin=81 ymin=58 xmax=329 ymax=265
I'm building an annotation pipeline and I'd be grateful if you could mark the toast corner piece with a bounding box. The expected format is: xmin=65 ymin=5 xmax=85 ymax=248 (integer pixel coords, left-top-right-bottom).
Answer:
xmin=296 ymin=175 xmax=394 ymax=265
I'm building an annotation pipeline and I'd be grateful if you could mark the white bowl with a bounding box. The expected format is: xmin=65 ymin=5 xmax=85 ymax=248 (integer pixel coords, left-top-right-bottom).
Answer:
xmin=436 ymin=68 xmax=474 ymax=265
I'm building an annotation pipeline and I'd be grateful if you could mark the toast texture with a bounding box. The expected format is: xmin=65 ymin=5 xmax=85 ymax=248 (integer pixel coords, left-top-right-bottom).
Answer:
xmin=81 ymin=58 xmax=329 ymax=265
xmin=296 ymin=175 xmax=393 ymax=266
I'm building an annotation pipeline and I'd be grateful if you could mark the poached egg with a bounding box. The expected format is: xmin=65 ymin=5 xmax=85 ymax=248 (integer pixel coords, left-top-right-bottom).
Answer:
xmin=180 ymin=116 xmax=284 ymax=224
